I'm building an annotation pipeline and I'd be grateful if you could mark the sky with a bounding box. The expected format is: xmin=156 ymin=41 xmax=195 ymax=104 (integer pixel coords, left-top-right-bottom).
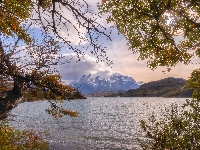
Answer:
xmin=54 ymin=0 xmax=199 ymax=84
xmin=3 ymin=0 xmax=200 ymax=84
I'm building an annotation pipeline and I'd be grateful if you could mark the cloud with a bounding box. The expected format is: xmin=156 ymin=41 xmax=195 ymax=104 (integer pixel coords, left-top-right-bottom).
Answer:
xmin=99 ymin=31 xmax=200 ymax=83
xmin=26 ymin=0 xmax=111 ymax=46
xmin=56 ymin=53 xmax=113 ymax=83
xmin=24 ymin=2 xmax=87 ymax=45
xmin=137 ymin=81 xmax=144 ymax=85
xmin=53 ymin=3 xmax=88 ymax=45
xmin=92 ymin=70 xmax=113 ymax=79
xmin=82 ymin=0 xmax=115 ymax=27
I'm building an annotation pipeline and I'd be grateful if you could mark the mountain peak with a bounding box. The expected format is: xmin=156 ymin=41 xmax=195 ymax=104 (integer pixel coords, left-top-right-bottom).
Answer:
xmin=70 ymin=74 xmax=139 ymax=94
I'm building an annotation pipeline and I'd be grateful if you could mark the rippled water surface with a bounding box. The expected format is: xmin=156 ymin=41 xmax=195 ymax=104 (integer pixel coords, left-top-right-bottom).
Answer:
xmin=8 ymin=97 xmax=188 ymax=150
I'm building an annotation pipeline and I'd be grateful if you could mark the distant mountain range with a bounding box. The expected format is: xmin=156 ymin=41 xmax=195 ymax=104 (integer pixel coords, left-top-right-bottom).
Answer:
xmin=70 ymin=74 xmax=139 ymax=94
xmin=85 ymin=77 xmax=194 ymax=98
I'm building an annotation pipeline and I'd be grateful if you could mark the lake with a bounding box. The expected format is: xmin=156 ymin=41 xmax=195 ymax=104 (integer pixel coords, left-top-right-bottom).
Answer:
xmin=8 ymin=97 xmax=188 ymax=150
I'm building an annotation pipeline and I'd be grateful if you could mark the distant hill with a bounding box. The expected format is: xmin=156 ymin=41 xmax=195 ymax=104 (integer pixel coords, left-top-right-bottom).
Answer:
xmin=70 ymin=74 xmax=139 ymax=94
xmin=86 ymin=77 xmax=194 ymax=98
xmin=124 ymin=77 xmax=193 ymax=97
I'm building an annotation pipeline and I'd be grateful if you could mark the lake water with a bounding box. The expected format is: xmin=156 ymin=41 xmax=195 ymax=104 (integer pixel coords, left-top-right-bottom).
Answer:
xmin=8 ymin=97 xmax=189 ymax=150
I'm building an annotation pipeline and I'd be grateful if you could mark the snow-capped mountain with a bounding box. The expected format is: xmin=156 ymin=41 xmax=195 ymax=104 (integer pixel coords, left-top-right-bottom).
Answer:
xmin=70 ymin=74 xmax=140 ymax=94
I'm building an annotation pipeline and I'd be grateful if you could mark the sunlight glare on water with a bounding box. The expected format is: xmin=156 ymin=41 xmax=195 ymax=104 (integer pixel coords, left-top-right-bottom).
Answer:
xmin=8 ymin=97 xmax=188 ymax=150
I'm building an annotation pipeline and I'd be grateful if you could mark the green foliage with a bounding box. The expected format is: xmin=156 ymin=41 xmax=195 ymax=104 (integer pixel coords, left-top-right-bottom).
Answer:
xmin=187 ymin=69 xmax=200 ymax=94
xmin=137 ymin=69 xmax=200 ymax=149
xmin=138 ymin=102 xmax=200 ymax=149
xmin=0 ymin=121 xmax=48 ymax=150
xmin=98 ymin=0 xmax=200 ymax=69
xmin=99 ymin=1 xmax=200 ymax=149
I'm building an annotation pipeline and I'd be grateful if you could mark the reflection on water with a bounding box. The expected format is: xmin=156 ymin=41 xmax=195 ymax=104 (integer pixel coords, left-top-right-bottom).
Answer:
xmin=8 ymin=97 xmax=187 ymax=150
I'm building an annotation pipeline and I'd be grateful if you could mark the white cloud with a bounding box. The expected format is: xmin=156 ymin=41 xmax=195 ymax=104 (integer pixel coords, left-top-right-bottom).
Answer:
xmin=101 ymin=32 xmax=200 ymax=83
xmin=26 ymin=0 xmax=111 ymax=46
xmin=82 ymin=0 xmax=115 ymax=27
xmin=53 ymin=3 xmax=88 ymax=45
xmin=56 ymin=53 xmax=113 ymax=82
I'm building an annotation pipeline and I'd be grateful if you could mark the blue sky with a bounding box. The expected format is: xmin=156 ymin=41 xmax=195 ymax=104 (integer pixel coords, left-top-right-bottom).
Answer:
xmin=3 ymin=0 xmax=199 ymax=84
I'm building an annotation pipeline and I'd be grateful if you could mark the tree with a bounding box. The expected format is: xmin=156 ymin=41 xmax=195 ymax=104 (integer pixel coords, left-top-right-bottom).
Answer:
xmin=21 ymin=73 xmax=85 ymax=102
xmin=0 ymin=121 xmax=48 ymax=150
xmin=0 ymin=75 xmax=13 ymax=98
xmin=98 ymin=0 xmax=200 ymax=69
xmin=137 ymin=69 xmax=200 ymax=149
xmin=98 ymin=0 xmax=200 ymax=149
xmin=0 ymin=0 xmax=111 ymax=120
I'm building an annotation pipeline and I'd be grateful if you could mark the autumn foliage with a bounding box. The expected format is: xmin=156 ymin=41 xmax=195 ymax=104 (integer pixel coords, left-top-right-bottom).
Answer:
xmin=0 ymin=121 xmax=48 ymax=150
xmin=20 ymin=70 xmax=85 ymax=118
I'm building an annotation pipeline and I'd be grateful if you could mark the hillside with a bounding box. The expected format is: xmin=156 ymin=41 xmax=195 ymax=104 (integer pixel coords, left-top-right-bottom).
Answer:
xmin=125 ymin=77 xmax=193 ymax=97
xmin=87 ymin=77 xmax=194 ymax=98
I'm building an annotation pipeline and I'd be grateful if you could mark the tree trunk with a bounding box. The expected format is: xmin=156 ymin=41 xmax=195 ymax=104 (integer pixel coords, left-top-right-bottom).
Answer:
xmin=0 ymin=42 xmax=24 ymax=120
xmin=0 ymin=84 xmax=22 ymax=120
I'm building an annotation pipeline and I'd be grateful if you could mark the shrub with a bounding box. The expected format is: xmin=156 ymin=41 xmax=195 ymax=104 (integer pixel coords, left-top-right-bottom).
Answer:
xmin=0 ymin=121 xmax=48 ymax=150
xmin=138 ymin=69 xmax=200 ymax=149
